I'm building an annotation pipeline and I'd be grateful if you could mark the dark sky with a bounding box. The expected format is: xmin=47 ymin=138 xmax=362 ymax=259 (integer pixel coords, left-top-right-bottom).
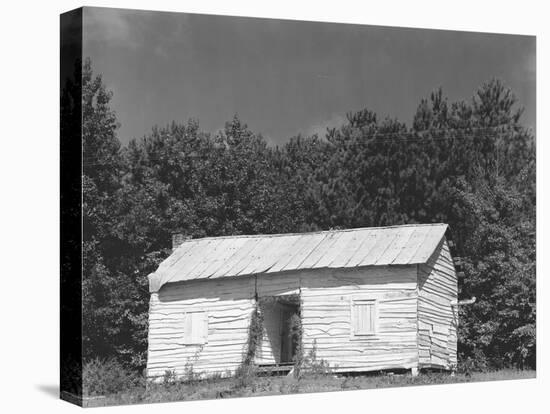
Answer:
xmin=83 ymin=7 xmax=536 ymax=146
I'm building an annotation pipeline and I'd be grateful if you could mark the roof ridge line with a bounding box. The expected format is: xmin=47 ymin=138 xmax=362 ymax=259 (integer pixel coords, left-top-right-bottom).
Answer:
xmin=176 ymin=223 xmax=448 ymax=243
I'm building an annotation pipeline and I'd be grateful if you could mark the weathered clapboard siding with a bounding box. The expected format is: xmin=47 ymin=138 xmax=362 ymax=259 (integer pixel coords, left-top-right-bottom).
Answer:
xmin=300 ymin=266 xmax=419 ymax=372
xmin=147 ymin=276 xmax=255 ymax=380
xmin=417 ymin=239 xmax=457 ymax=369
xmin=257 ymin=273 xmax=301 ymax=297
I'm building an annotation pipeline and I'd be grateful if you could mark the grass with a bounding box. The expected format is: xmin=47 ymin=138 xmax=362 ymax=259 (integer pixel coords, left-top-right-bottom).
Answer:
xmin=84 ymin=369 xmax=535 ymax=407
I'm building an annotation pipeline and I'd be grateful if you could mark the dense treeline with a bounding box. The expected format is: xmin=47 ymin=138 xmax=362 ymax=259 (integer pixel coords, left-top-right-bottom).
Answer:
xmin=72 ymin=58 xmax=535 ymax=373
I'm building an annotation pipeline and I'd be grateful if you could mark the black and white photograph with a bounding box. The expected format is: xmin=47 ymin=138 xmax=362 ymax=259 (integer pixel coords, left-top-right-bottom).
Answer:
xmin=3 ymin=1 xmax=547 ymax=413
xmin=58 ymin=4 xmax=539 ymax=407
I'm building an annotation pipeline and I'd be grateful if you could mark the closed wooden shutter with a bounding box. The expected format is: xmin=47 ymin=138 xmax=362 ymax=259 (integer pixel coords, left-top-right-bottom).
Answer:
xmin=353 ymin=300 xmax=376 ymax=335
xmin=182 ymin=312 xmax=208 ymax=344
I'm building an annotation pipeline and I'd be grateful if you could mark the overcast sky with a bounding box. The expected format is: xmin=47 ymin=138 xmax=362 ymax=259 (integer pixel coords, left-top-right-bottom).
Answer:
xmin=83 ymin=7 xmax=536 ymax=146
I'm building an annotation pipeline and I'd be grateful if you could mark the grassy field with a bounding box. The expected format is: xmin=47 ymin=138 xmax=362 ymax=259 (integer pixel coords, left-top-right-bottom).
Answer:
xmin=83 ymin=369 xmax=535 ymax=407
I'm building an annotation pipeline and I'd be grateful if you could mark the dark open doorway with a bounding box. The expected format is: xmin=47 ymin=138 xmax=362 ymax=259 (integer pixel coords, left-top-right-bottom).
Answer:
xmin=257 ymin=295 xmax=300 ymax=368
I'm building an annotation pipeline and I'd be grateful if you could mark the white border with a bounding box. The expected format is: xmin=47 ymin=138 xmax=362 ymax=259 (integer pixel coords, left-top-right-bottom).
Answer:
xmin=0 ymin=1 xmax=546 ymax=413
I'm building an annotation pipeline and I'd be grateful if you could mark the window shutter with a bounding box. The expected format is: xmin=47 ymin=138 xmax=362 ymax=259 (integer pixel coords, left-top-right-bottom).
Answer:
xmin=182 ymin=312 xmax=208 ymax=345
xmin=353 ymin=299 xmax=376 ymax=335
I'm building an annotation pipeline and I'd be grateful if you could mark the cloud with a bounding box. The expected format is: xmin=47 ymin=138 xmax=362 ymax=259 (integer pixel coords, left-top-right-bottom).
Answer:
xmin=302 ymin=113 xmax=347 ymax=139
xmin=83 ymin=8 xmax=193 ymax=58
xmin=84 ymin=8 xmax=140 ymax=50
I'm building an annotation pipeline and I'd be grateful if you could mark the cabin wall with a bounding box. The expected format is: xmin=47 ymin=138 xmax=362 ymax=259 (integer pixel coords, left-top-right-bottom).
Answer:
xmin=147 ymin=244 xmax=458 ymax=378
xmin=146 ymin=276 xmax=255 ymax=380
xmin=257 ymin=273 xmax=300 ymax=297
xmin=299 ymin=266 xmax=419 ymax=373
xmin=417 ymin=239 xmax=458 ymax=370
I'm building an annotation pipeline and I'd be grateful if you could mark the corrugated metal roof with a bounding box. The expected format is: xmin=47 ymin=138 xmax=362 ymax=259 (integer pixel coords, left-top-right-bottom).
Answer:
xmin=148 ymin=223 xmax=448 ymax=292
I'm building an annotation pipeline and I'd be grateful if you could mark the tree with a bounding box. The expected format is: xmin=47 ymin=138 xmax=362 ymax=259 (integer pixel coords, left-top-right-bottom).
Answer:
xmin=79 ymin=61 xmax=535 ymax=372
xmin=291 ymin=79 xmax=535 ymax=368
xmin=80 ymin=58 xmax=132 ymax=364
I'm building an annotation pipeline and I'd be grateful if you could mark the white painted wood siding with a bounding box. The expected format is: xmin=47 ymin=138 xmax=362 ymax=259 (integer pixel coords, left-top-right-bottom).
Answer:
xmin=146 ymin=276 xmax=255 ymax=380
xmin=417 ymin=239 xmax=458 ymax=369
xmin=300 ymin=266 xmax=419 ymax=373
xmin=256 ymin=273 xmax=300 ymax=297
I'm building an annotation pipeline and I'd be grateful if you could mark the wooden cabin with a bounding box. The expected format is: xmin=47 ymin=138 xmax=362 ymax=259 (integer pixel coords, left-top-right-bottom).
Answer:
xmin=146 ymin=224 xmax=458 ymax=380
